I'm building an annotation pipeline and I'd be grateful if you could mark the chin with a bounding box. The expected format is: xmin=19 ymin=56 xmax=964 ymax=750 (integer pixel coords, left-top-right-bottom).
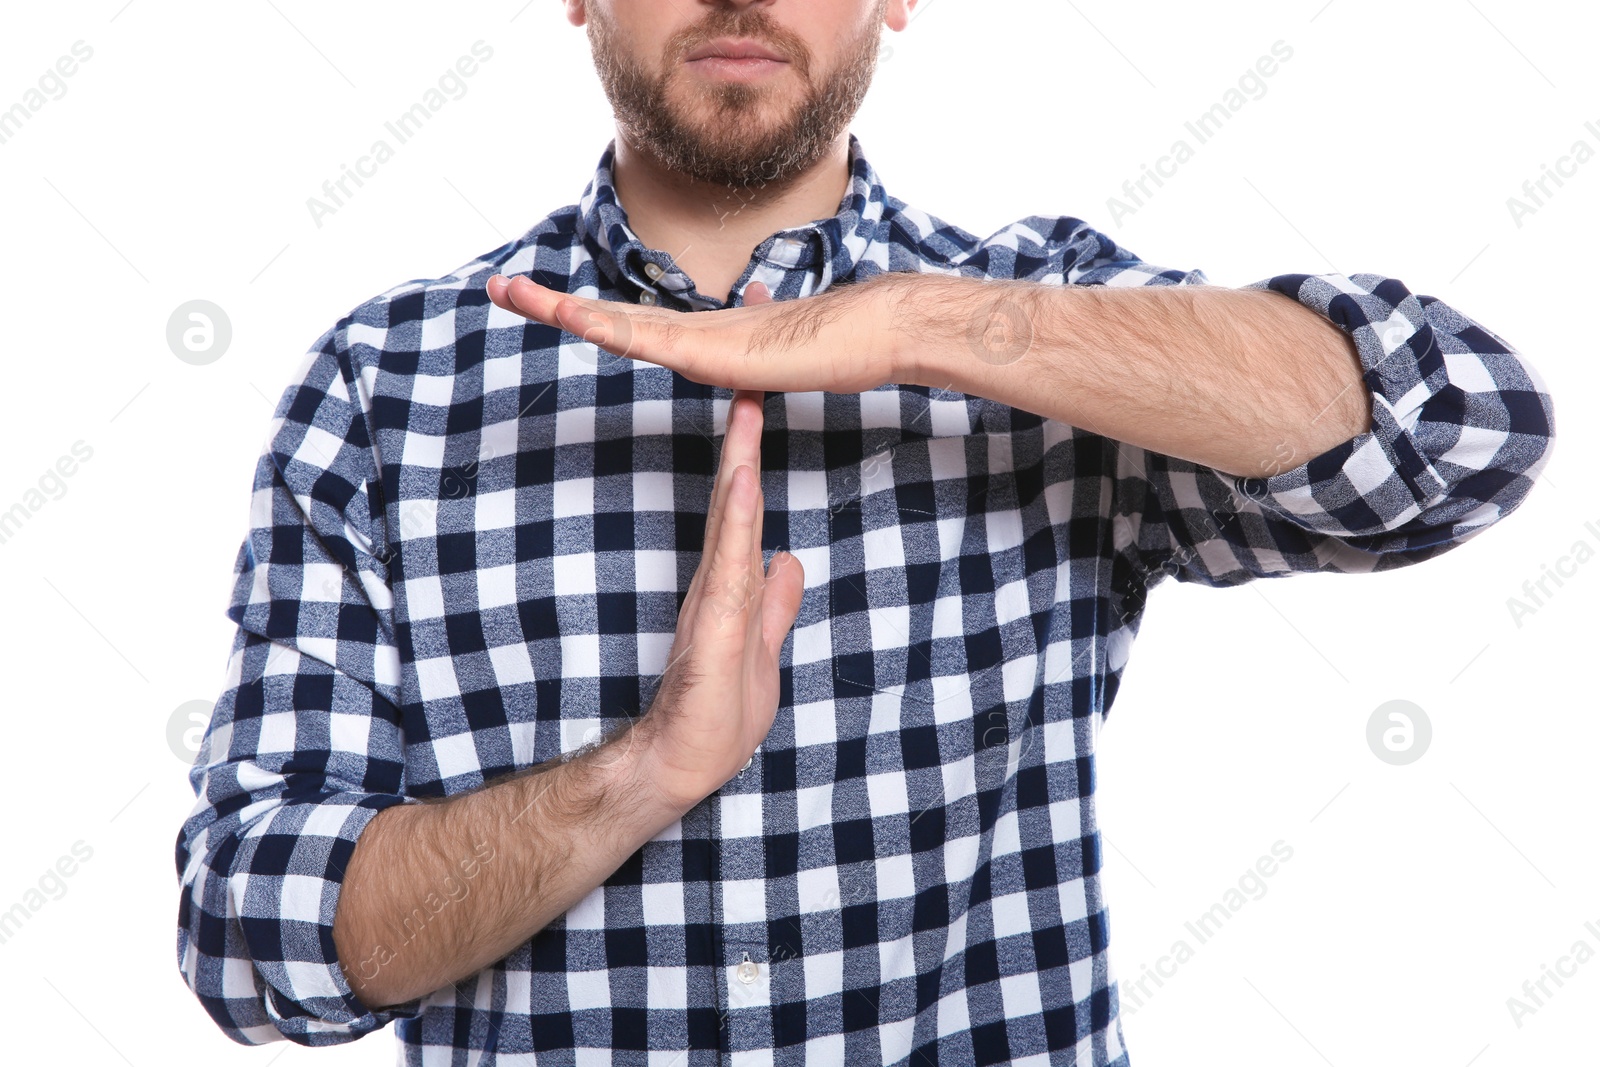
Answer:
xmin=680 ymin=83 xmax=794 ymax=118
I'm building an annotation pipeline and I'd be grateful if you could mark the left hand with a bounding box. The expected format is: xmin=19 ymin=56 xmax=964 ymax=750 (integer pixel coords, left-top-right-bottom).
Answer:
xmin=484 ymin=272 xmax=907 ymax=394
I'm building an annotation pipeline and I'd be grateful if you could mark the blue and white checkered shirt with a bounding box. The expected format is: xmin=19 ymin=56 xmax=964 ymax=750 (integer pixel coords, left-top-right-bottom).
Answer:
xmin=176 ymin=133 xmax=1554 ymax=1065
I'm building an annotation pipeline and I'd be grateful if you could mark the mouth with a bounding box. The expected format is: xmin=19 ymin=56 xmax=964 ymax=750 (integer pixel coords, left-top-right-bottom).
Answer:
xmin=684 ymin=36 xmax=790 ymax=79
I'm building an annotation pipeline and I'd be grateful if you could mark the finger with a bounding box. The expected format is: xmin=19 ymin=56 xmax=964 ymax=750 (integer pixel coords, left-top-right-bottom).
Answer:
xmin=684 ymin=389 xmax=763 ymax=639
xmin=486 ymin=274 xmax=566 ymax=326
xmin=701 ymin=464 xmax=760 ymax=633
xmin=735 ymin=392 xmax=768 ymax=575
xmin=758 ymin=551 xmax=806 ymax=658
xmin=736 ymin=438 xmax=775 ymax=635
xmin=698 ymin=397 xmax=739 ymax=556
xmin=486 ymin=274 xmax=514 ymax=309
xmin=495 ymin=275 xmax=659 ymax=363
xmin=744 ymin=281 xmax=773 ymax=306
xmin=750 ymin=472 xmax=766 ymax=581
xmin=701 ymin=391 xmax=764 ymax=556
xmin=686 ymin=391 xmax=759 ymax=607
xmin=749 ymin=469 xmax=767 ymax=612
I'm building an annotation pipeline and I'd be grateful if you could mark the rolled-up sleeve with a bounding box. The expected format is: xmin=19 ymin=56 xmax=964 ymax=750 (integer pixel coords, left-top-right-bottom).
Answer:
xmin=1063 ymin=226 xmax=1556 ymax=591
xmin=175 ymin=321 xmax=426 ymax=1044
xmin=1225 ymin=271 xmax=1555 ymax=550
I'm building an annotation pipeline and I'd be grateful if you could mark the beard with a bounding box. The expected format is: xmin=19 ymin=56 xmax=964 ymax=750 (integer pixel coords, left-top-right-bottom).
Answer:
xmin=585 ymin=2 xmax=885 ymax=190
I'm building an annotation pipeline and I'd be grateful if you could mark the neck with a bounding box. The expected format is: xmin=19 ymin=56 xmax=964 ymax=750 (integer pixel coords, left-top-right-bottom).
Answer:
xmin=610 ymin=131 xmax=853 ymax=306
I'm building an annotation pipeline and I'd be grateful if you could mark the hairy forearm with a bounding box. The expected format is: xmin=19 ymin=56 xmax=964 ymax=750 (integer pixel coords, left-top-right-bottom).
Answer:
xmin=331 ymin=722 xmax=683 ymax=1010
xmin=897 ymin=277 xmax=1371 ymax=478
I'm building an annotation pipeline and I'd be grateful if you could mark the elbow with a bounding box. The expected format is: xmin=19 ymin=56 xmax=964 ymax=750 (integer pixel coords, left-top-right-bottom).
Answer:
xmin=176 ymin=915 xmax=394 ymax=1047
xmin=176 ymin=921 xmax=300 ymax=1047
xmin=175 ymin=809 xmax=408 ymax=1047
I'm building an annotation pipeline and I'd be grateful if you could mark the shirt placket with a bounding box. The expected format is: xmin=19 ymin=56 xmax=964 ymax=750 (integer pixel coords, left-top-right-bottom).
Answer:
xmin=716 ymin=762 xmax=772 ymax=1065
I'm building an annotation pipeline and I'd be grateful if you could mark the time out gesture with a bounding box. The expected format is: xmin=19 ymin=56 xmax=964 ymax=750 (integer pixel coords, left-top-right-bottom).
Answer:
xmin=484 ymin=269 xmax=1370 ymax=481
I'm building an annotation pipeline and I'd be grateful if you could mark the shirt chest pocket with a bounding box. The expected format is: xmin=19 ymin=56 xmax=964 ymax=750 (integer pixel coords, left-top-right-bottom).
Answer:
xmin=825 ymin=430 xmax=1038 ymax=734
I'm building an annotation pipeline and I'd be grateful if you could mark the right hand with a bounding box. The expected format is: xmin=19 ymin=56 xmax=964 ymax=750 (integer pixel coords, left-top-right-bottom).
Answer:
xmin=633 ymin=381 xmax=806 ymax=812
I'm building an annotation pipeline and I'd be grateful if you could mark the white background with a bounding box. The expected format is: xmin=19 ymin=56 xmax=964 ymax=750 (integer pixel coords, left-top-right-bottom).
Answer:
xmin=0 ymin=1 xmax=1594 ymax=1064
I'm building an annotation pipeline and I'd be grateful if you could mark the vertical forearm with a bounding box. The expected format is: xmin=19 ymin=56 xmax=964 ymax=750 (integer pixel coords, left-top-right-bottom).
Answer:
xmin=331 ymin=721 xmax=683 ymax=1010
xmin=329 ymin=388 xmax=801 ymax=1015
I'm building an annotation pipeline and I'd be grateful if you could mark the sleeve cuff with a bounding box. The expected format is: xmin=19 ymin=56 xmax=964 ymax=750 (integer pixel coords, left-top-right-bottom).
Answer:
xmin=233 ymin=791 xmax=428 ymax=1043
xmin=1231 ymin=272 xmax=1454 ymax=540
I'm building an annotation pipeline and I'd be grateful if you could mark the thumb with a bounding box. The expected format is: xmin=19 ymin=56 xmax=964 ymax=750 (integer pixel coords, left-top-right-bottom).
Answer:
xmin=744 ymin=281 xmax=774 ymax=306
xmin=759 ymin=551 xmax=805 ymax=656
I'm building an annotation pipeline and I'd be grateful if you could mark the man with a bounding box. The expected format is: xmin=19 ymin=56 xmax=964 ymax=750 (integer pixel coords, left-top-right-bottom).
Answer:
xmin=175 ymin=0 xmax=1555 ymax=1063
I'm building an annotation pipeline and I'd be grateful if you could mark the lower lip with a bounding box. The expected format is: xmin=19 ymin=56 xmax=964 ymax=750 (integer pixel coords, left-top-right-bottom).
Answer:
xmin=685 ymin=56 xmax=787 ymax=80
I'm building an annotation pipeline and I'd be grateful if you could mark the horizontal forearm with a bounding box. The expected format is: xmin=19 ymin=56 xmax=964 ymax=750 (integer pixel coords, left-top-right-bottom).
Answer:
xmin=900 ymin=277 xmax=1371 ymax=478
xmin=331 ymin=722 xmax=683 ymax=1009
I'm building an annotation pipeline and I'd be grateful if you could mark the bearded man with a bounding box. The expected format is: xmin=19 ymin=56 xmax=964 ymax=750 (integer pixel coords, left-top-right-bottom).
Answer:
xmin=175 ymin=3 xmax=1555 ymax=1063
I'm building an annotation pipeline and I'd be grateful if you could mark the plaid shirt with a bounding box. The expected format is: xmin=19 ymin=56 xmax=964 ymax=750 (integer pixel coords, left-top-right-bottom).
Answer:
xmin=176 ymin=134 xmax=1554 ymax=1065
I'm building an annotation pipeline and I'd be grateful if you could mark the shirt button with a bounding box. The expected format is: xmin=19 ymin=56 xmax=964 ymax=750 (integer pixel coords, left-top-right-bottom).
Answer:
xmin=643 ymin=261 xmax=664 ymax=281
xmin=638 ymin=289 xmax=657 ymax=306
xmin=737 ymin=954 xmax=760 ymax=984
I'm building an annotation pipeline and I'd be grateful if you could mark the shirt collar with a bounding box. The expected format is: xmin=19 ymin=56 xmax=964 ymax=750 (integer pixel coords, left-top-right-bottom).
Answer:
xmin=575 ymin=133 xmax=887 ymax=311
